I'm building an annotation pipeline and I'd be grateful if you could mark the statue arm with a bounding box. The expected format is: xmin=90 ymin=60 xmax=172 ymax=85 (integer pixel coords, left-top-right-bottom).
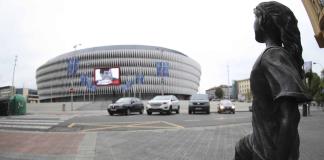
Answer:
xmin=276 ymin=98 xmax=300 ymax=160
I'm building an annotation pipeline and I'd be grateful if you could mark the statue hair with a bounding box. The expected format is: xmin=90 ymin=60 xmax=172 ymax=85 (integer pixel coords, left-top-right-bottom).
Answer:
xmin=255 ymin=1 xmax=304 ymax=78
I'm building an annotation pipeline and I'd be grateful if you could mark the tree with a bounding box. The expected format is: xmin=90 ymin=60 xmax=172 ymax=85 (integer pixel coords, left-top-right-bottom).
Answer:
xmin=314 ymin=78 xmax=324 ymax=106
xmin=306 ymin=73 xmax=321 ymax=98
xmin=305 ymin=72 xmax=321 ymax=97
xmin=215 ymin=87 xmax=224 ymax=99
xmin=305 ymin=72 xmax=324 ymax=106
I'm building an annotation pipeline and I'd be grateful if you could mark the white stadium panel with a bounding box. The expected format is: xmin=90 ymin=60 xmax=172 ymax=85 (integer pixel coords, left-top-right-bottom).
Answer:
xmin=36 ymin=45 xmax=201 ymax=101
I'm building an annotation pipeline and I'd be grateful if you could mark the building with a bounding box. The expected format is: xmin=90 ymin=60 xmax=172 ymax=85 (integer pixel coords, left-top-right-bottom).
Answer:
xmin=15 ymin=88 xmax=39 ymax=103
xmin=0 ymin=86 xmax=39 ymax=103
xmin=235 ymin=79 xmax=252 ymax=102
xmin=0 ymin=86 xmax=15 ymax=98
xmin=302 ymin=0 xmax=324 ymax=48
xmin=36 ymin=45 xmax=201 ymax=102
xmin=206 ymin=85 xmax=232 ymax=99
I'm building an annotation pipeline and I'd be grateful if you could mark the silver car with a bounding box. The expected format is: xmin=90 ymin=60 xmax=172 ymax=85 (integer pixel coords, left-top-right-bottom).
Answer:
xmin=217 ymin=100 xmax=235 ymax=114
xmin=146 ymin=95 xmax=180 ymax=115
xmin=188 ymin=94 xmax=210 ymax=114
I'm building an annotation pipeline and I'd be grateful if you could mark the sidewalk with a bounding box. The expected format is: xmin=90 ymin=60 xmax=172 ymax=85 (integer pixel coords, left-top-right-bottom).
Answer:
xmin=0 ymin=106 xmax=323 ymax=159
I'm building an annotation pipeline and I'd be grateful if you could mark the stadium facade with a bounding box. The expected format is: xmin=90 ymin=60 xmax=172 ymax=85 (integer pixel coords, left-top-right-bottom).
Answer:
xmin=36 ymin=45 xmax=201 ymax=102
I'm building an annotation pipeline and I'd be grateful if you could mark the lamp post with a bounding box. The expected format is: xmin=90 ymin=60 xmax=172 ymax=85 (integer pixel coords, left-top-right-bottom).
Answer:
xmin=73 ymin=44 xmax=82 ymax=50
xmin=11 ymin=55 xmax=17 ymax=96
xmin=313 ymin=62 xmax=324 ymax=78
xmin=70 ymin=44 xmax=81 ymax=111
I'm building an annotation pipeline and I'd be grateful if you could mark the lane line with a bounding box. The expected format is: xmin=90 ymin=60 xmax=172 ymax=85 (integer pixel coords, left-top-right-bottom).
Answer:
xmin=68 ymin=123 xmax=75 ymax=128
xmin=162 ymin=121 xmax=185 ymax=129
xmin=183 ymin=119 xmax=201 ymax=122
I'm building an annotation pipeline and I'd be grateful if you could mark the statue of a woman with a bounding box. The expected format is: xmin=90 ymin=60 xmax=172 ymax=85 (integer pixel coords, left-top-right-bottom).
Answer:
xmin=234 ymin=1 xmax=311 ymax=160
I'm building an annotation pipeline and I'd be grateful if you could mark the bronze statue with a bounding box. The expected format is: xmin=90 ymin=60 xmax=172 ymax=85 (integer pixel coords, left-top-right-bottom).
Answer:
xmin=234 ymin=1 xmax=311 ymax=160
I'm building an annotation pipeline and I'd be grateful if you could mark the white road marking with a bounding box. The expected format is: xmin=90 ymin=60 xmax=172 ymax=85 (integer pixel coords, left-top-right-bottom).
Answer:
xmin=183 ymin=119 xmax=201 ymax=122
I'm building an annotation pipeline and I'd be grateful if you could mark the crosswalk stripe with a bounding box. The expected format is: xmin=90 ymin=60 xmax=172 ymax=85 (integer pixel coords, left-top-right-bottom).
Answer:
xmin=0 ymin=115 xmax=70 ymax=130
xmin=0 ymin=119 xmax=64 ymax=123
xmin=0 ymin=124 xmax=51 ymax=130
xmin=0 ymin=121 xmax=60 ymax=125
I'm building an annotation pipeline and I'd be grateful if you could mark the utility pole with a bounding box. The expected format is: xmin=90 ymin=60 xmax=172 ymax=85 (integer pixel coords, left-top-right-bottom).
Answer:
xmin=11 ymin=55 xmax=17 ymax=96
xmin=227 ymin=64 xmax=230 ymax=99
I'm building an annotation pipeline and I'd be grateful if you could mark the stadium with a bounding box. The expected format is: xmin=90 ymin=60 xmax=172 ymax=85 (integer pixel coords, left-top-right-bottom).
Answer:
xmin=36 ymin=45 xmax=201 ymax=102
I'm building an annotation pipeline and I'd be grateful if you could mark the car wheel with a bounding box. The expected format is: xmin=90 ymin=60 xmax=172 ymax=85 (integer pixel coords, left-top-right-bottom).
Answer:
xmin=206 ymin=110 xmax=210 ymax=114
xmin=147 ymin=110 xmax=152 ymax=115
xmin=176 ymin=106 xmax=180 ymax=114
xmin=108 ymin=111 xmax=113 ymax=116
xmin=168 ymin=106 xmax=172 ymax=115
xmin=126 ymin=108 xmax=131 ymax=115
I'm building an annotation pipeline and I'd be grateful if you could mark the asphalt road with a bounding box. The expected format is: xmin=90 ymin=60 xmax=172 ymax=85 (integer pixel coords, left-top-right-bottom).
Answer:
xmin=50 ymin=112 xmax=252 ymax=132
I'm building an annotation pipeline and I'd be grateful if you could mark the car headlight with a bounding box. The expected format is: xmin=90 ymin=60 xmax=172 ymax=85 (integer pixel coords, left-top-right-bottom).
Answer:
xmin=220 ymin=105 xmax=224 ymax=109
xmin=232 ymin=105 xmax=235 ymax=109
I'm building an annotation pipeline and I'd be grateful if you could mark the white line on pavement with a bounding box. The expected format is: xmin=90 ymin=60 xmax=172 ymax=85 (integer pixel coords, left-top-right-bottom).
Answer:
xmin=0 ymin=119 xmax=64 ymax=123
xmin=0 ymin=124 xmax=51 ymax=130
xmin=183 ymin=119 xmax=201 ymax=122
xmin=0 ymin=121 xmax=60 ymax=125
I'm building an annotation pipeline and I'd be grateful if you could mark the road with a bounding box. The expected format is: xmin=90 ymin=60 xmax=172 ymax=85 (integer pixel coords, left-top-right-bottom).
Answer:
xmin=50 ymin=112 xmax=252 ymax=132
xmin=1 ymin=102 xmax=323 ymax=160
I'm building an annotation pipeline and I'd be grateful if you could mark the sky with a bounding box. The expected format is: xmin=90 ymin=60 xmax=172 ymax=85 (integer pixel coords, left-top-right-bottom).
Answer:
xmin=0 ymin=0 xmax=323 ymax=93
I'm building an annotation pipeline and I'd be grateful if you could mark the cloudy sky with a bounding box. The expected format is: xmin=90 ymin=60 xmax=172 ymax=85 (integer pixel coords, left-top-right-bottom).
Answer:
xmin=0 ymin=0 xmax=323 ymax=92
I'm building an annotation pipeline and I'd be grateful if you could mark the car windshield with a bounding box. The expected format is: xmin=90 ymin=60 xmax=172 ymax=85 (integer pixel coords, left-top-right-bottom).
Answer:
xmin=152 ymin=96 xmax=172 ymax=100
xmin=220 ymin=100 xmax=232 ymax=106
xmin=190 ymin=94 xmax=208 ymax=100
xmin=116 ymin=98 xmax=132 ymax=103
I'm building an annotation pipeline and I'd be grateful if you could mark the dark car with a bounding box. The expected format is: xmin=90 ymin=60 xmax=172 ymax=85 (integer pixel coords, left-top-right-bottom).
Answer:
xmin=217 ymin=100 xmax=235 ymax=114
xmin=107 ymin=97 xmax=144 ymax=116
xmin=188 ymin=94 xmax=210 ymax=114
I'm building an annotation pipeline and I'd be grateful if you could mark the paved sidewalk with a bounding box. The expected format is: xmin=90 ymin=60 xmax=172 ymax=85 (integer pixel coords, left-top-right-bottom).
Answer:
xmin=0 ymin=110 xmax=323 ymax=160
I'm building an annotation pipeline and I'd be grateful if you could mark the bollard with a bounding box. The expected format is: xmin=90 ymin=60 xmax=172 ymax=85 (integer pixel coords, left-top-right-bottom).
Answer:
xmin=302 ymin=103 xmax=307 ymax=117
xmin=62 ymin=104 xmax=65 ymax=112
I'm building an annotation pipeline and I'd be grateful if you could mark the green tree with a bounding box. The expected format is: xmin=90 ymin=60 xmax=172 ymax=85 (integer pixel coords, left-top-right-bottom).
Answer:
xmin=215 ymin=87 xmax=224 ymax=99
xmin=314 ymin=78 xmax=324 ymax=106
xmin=305 ymin=72 xmax=321 ymax=97
xmin=305 ymin=72 xmax=324 ymax=106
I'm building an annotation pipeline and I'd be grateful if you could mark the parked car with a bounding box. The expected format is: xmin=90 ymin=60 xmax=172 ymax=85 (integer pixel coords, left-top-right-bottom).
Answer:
xmin=146 ymin=95 xmax=180 ymax=115
xmin=107 ymin=97 xmax=144 ymax=116
xmin=217 ymin=99 xmax=235 ymax=114
xmin=188 ymin=94 xmax=210 ymax=114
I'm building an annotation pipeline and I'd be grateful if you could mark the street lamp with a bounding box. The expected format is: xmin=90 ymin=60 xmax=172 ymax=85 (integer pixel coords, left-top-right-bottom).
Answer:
xmin=11 ymin=55 xmax=17 ymax=96
xmin=70 ymin=44 xmax=81 ymax=111
xmin=73 ymin=44 xmax=82 ymax=50
xmin=313 ymin=62 xmax=324 ymax=78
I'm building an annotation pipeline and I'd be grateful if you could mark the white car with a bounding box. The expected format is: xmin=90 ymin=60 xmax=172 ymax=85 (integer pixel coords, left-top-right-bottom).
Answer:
xmin=146 ymin=95 xmax=180 ymax=115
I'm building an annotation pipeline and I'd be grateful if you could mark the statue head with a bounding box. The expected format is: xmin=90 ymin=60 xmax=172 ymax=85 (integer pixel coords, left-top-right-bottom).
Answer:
xmin=254 ymin=1 xmax=304 ymax=78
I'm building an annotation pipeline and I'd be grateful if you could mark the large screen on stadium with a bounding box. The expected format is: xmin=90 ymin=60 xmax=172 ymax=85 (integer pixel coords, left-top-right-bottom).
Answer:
xmin=94 ymin=67 xmax=120 ymax=86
